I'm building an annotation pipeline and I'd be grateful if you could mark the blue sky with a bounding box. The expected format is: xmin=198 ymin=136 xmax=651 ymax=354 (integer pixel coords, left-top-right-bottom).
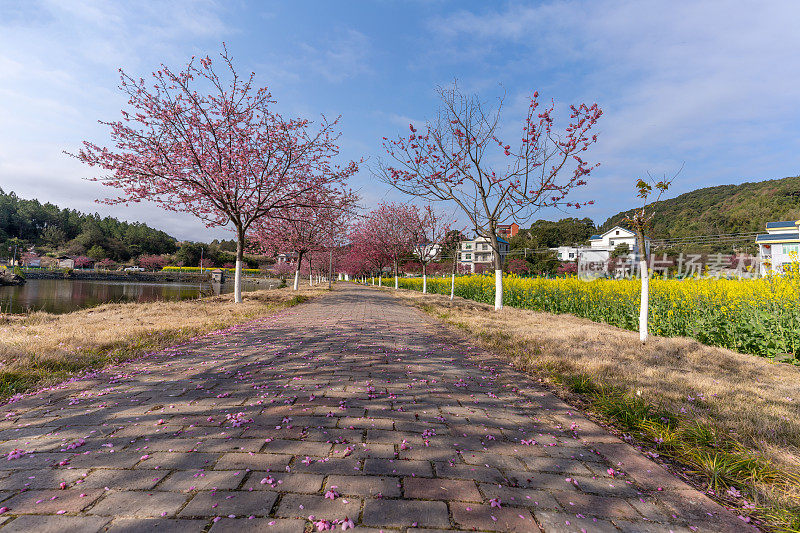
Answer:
xmin=2 ymin=0 xmax=800 ymax=241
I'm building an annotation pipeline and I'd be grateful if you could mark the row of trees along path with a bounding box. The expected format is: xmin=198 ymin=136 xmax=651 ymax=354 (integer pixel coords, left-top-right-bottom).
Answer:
xmin=69 ymin=45 xmax=358 ymax=302
xmin=345 ymin=204 xmax=458 ymax=294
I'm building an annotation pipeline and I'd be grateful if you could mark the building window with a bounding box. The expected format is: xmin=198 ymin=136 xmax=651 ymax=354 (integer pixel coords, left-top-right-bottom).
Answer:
xmin=463 ymin=244 xmax=472 ymax=250
xmin=569 ymin=253 xmax=575 ymax=258
xmin=609 ymin=240 xmax=614 ymax=246
xmin=465 ymin=254 xmax=471 ymax=260
xmin=482 ymin=244 xmax=488 ymax=250
xmin=615 ymin=230 xmax=620 ymax=235
xmin=783 ymin=244 xmax=799 ymax=255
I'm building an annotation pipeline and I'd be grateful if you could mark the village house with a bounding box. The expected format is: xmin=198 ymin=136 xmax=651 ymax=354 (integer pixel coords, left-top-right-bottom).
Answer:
xmin=458 ymin=235 xmax=510 ymax=273
xmin=21 ymin=254 xmax=41 ymax=267
xmin=496 ymin=222 xmax=519 ymax=239
xmin=57 ymin=256 xmax=75 ymax=269
xmin=574 ymin=226 xmax=649 ymax=275
xmin=275 ymin=252 xmax=298 ymax=264
xmin=553 ymin=246 xmax=579 ymax=262
xmin=756 ymin=220 xmax=800 ymax=275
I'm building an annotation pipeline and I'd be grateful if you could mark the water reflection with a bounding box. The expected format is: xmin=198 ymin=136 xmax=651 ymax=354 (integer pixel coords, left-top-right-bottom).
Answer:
xmin=0 ymin=278 xmax=271 ymax=314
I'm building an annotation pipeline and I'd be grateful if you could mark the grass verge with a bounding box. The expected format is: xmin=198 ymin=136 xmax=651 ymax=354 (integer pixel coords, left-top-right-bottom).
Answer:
xmin=391 ymin=287 xmax=800 ymax=532
xmin=0 ymin=286 xmax=322 ymax=401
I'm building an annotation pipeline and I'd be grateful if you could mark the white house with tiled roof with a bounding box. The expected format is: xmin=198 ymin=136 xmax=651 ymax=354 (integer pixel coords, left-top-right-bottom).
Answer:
xmin=756 ymin=220 xmax=800 ymax=275
xmin=577 ymin=226 xmax=649 ymax=271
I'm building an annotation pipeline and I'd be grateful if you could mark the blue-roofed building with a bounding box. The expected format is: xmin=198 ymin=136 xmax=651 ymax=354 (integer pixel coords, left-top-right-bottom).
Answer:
xmin=756 ymin=220 xmax=800 ymax=275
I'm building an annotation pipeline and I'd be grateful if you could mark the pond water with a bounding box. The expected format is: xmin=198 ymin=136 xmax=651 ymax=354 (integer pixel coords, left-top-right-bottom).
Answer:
xmin=0 ymin=278 xmax=276 ymax=314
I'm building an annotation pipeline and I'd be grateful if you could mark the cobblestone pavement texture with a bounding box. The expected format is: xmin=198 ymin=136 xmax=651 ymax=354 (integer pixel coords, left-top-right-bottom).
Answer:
xmin=0 ymin=285 xmax=749 ymax=532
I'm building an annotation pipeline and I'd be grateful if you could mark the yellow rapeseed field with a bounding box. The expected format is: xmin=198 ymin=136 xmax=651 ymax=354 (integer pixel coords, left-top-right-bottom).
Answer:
xmin=384 ymin=270 xmax=800 ymax=361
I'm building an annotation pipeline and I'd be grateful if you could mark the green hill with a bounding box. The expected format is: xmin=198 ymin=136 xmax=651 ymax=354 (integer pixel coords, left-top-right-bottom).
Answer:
xmin=600 ymin=176 xmax=800 ymax=244
xmin=0 ymin=189 xmax=177 ymax=262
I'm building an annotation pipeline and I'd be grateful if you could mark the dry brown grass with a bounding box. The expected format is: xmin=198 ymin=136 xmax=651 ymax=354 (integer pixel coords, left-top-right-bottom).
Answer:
xmin=0 ymin=286 xmax=325 ymax=397
xmin=388 ymin=288 xmax=800 ymax=472
xmin=387 ymin=287 xmax=800 ymax=528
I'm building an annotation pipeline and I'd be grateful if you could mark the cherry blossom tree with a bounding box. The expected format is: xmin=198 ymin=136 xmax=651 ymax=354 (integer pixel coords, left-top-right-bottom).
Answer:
xmin=505 ymin=258 xmax=530 ymax=275
xmin=138 ymin=254 xmax=168 ymax=271
xmin=557 ymin=262 xmax=577 ymax=276
xmin=250 ymin=190 xmax=356 ymax=291
xmin=97 ymin=258 xmax=116 ymax=270
xmin=339 ymin=245 xmax=371 ymax=281
xmin=348 ymin=212 xmax=392 ymax=286
xmin=360 ymin=203 xmax=415 ymax=289
xmin=271 ymin=261 xmax=294 ymax=279
xmin=378 ymin=83 xmax=602 ymax=310
xmin=73 ymin=256 xmax=92 ymax=269
xmin=404 ymin=205 xmax=453 ymax=294
xmin=69 ymin=45 xmax=357 ymax=303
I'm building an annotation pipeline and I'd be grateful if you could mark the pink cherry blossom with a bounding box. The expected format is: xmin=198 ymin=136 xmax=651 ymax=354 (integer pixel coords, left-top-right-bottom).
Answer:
xmin=68 ymin=45 xmax=358 ymax=303
xmin=6 ymin=449 xmax=26 ymax=460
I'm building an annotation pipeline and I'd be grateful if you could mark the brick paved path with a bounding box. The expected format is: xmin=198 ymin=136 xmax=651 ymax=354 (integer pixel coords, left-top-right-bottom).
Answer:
xmin=0 ymin=285 xmax=748 ymax=532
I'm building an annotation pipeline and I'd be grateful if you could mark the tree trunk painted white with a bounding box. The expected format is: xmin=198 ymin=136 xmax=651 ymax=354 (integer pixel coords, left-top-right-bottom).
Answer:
xmin=422 ymin=264 xmax=427 ymax=294
xmin=394 ymin=261 xmax=399 ymax=289
xmin=639 ymin=258 xmax=649 ymax=343
xmin=234 ymin=231 xmax=245 ymax=303
xmin=371 ymin=276 xmax=374 ymax=285
xmin=234 ymin=258 xmax=242 ymax=303
xmin=293 ymin=269 xmax=300 ymax=291
xmin=494 ymin=269 xmax=503 ymax=310
xmin=450 ymin=272 xmax=455 ymax=300
xmin=378 ymin=276 xmax=382 ymax=287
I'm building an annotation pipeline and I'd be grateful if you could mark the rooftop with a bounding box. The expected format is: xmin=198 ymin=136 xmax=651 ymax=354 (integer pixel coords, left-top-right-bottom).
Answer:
xmin=766 ymin=220 xmax=799 ymax=229
xmin=756 ymin=232 xmax=800 ymax=243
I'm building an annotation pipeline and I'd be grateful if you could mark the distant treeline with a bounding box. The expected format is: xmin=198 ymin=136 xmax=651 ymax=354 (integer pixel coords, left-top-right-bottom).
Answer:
xmin=0 ymin=189 xmax=177 ymax=261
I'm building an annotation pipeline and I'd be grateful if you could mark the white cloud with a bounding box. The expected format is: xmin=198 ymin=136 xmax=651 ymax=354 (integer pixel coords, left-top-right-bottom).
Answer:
xmin=258 ymin=28 xmax=372 ymax=85
xmin=426 ymin=0 xmax=800 ymax=220
xmin=302 ymin=29 xmax=371 ymax=83
xmin=0 ymin=0 xmax=234 ymax=240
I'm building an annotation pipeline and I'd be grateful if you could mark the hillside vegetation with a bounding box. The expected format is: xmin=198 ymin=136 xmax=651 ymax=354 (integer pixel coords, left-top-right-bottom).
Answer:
xmin=601 ymin=175 xmax=800 ymax=239
xmin=0 ymin=189 xmax=177 ymax=261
